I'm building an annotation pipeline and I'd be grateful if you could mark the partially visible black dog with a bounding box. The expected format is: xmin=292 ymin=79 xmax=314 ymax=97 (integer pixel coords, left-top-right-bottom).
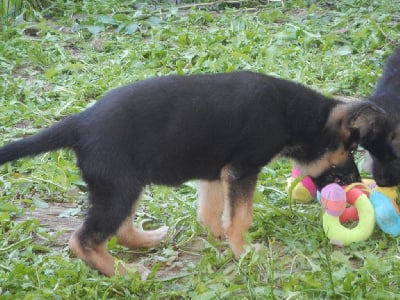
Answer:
xmin=0 ymin=71 xmax=396 ymax=277
xmin=365 ymin=47 xmax=400 ymax=186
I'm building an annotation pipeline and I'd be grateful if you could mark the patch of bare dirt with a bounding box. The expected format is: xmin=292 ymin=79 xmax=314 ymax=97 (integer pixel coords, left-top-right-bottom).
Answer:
xmin=17 ymin=202 xmax=82 ymax=246
xmin=16 ymin=202 xmax=202 ymax=278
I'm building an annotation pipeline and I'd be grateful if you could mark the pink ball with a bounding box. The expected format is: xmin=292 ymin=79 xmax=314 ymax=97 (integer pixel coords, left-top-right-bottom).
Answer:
xmin=321 ymin=183 xmax=347 ymax=216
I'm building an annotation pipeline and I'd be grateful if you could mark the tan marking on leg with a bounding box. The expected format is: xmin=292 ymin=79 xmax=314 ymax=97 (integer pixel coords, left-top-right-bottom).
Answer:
xmin=69 ymin=225 xmax=125 ymax=277
xmin=220 ymin=165 xmax=237 ymax=182
xmin=69 ymin=224 xmax=158 ymax=278
xmin=116 ymin=217 xmax=169 ymax=248
xmin=221 ymin=192 xmax=253 ymax=258
xmin=115 ymin=191 xmax=168 ymax=249
xmin=220 ymin=166 xmax=256 ymax=258
xmin=197 ymin=180 xmax=224 ymax=238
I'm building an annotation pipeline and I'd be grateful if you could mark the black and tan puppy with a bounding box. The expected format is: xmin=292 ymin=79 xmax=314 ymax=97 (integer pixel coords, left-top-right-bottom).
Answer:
xmin=0 ymin=71 xmax=394 ymax=276
xmin=366 ymin=47 xmax=400 ymax=186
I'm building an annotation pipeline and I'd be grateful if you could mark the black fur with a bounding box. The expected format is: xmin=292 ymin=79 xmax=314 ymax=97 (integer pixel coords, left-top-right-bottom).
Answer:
xmin=368 ymin=47 xmax=400 ymax=186
xmin=0 ymin=71 xmax=390 ymax=273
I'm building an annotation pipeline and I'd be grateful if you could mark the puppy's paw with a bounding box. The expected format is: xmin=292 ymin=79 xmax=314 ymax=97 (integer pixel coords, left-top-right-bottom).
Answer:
xmin=118 ymin=261 xmax=151 ymax=280
xmin=232 ymin=242 xmax=262 ymax=259
xmin=144 ymin=225 xmax=169 ymax=247
xmin=198 ymin=218 xmax=224 ymax=239
xmin=209 ymin=224 xmax=224 ymax=239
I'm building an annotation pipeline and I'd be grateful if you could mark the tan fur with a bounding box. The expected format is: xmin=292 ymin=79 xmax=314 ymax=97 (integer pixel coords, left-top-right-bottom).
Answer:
xmin=326 ymin=103 xmax=350 ymax=139
xmin=116 ymin=218 xmax=169 ymax=248
xmin=69 ymin=226 xmax=123 ymax=276
xmin=327 ymin=102 xmax=384 ymax=141
xmin=326 ymin=102 xmax=361 ymax=141
xmin=69 ymin=209 xmax=168 ymax=277
xmin=69 ymin=229 xmax=153 ymax=279
xmin=220 ymin=166 xmax=256 ymax=258
xmin=298 ymin=145 xmax=348 ymax=178
xmin=222 ymin=186 xmax=253 ymax=258
xmin=197 ymin=180 xmax=224 ymax=238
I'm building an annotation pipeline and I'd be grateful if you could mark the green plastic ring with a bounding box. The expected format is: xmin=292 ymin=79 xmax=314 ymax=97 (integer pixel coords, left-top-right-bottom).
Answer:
xmin=322 ymin=194 xmax=375 ymax=246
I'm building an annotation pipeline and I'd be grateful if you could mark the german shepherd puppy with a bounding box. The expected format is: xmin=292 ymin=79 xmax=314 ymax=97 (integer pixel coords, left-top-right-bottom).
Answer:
xmin=366 ymin=47 xmax=400 ymax=186
xmin=0 ymin=71 xmax=394 ymax=276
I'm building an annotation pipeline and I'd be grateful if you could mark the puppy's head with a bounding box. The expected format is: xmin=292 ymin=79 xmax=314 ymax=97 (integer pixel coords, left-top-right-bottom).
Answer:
xmin=330 ymin=100 xmax=398 ymax=157
xmin=311 ymin=152 xmax=361 ymax=190
xmin=307 ymin=101 xmax=393 ymax=188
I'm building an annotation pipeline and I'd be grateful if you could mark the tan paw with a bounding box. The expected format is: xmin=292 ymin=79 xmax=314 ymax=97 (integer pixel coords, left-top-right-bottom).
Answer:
xmin=208 ymin=222 xmax=224 ymax=239
xmin=145 ymin=225 xmax=169 ymax=247
xmin=117 ymin=261 xmax=151 ymax=280
xmin=117 ymin=224 xmax=169 ymax=249
xmin=198 ymin=217 xmax=224 ymax=239
xmin=231 ymin=242 xmax=261 ymax=259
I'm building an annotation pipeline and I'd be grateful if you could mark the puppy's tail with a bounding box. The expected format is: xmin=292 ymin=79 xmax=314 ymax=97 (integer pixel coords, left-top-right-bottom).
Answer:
xmin=0 ymin=115 xmax=78 ymax=165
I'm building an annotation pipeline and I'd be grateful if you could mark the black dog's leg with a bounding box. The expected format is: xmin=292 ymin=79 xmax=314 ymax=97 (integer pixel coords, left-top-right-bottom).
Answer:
xmin=197 ymin=180 xmax=224 ymax=238
xmin=220 ymin=166 xmax=258 ymax=258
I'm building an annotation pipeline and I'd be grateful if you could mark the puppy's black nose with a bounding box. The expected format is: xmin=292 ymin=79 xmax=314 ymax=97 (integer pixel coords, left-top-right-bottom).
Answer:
xmin=333 ymin=177 xmax=344 ymax=185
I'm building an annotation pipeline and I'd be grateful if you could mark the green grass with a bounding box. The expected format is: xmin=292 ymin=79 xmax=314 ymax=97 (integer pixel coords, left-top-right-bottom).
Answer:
xmin=1 ymin=0 xmax=400 ymax=298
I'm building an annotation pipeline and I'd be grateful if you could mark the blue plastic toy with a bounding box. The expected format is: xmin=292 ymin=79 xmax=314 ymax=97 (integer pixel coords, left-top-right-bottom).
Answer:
xmin=370 ymin=191 xmax=400 ymax=236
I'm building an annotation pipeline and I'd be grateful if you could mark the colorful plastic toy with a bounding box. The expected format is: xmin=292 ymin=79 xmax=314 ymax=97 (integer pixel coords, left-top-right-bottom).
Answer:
xmin=321 ymin=183 xmax=375 ymax=246
xmin=319 ymin=183 xmax=359 ymax=223
xmin=370 ymin=191 xmax=400 ymax=236
xmin=363 ymin=178 xmax=398 ymax=201
xmin=363 ymin=179 xmax=400 ymax=237
xmin=286 ymin=167 xmax=316 ymax=203
xmin=338 ymin=204 xmax=359 ymax=223
xmin=287 ymin=166 xmax=400 ymax=240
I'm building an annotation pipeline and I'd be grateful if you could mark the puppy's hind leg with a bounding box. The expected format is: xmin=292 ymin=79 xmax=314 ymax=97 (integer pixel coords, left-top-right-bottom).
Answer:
xmin=68 ymin=178 xmax=148 ymax=277
xmin=197 ymin=180 xmax=224 ymax=238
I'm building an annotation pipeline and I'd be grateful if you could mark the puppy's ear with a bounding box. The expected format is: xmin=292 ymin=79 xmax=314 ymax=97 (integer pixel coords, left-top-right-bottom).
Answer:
xmin=327 ymin=101 xmax=385 ymax=141
xmin=346 ymin=102 xmax=386 ymax=138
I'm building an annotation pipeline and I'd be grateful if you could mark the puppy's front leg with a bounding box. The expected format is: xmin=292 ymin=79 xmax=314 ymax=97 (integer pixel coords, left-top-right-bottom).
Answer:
xmin=197 ymin=180 xmax=224 ymax=238
xmin=220 ymin=167 xmax=257 ymax=258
